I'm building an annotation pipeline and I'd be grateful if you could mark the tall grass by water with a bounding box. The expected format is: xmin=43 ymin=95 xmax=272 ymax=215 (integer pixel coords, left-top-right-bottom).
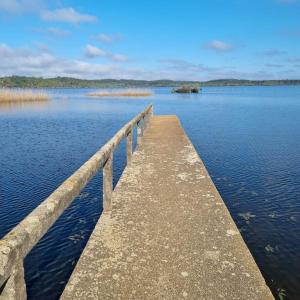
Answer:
xmin=0 ymin=89 xmax=49 ymax=103
xmin=88 ymin=89 xmax=152 ymax=97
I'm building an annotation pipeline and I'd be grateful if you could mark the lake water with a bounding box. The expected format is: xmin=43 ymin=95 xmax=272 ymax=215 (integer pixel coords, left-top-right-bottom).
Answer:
xmin=1 ymin=86 xmax=300 ymax=299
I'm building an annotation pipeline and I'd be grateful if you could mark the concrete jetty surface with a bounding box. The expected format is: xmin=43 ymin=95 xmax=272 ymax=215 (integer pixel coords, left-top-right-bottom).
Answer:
xmin=61 ymin=116 xmax=273 ymax=300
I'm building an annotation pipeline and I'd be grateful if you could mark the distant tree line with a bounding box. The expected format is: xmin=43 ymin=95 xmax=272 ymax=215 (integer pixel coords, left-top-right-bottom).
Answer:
xmin=0 ymin=76 xmax=299 ymax=88
xmin=0 ymin=76 xmax=200 ymax=88
xmin=201 ymin=79 xmax=300 ymax=86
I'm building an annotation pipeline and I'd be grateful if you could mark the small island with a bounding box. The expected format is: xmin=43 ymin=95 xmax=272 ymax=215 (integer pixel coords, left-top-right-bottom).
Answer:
xmin=172 ymin=86 xmax=201 ymax=93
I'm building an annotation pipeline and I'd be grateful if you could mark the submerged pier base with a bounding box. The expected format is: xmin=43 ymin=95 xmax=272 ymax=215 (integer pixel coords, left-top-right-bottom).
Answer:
xmin=61 ymin=116 xmax=273 ymax=299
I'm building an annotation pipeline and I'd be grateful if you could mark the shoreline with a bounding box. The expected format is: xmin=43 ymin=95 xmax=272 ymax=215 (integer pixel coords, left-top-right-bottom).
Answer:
xmin=1 ymin=76 xmax=300 ymax=89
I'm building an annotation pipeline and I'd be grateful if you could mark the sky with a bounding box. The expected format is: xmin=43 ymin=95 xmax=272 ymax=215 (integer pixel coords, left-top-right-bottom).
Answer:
xmin=0 ymin=0 xmax=299 ymax=81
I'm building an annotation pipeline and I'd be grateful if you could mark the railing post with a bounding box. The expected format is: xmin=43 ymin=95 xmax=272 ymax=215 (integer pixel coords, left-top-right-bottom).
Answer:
xmin=137 ymin=120 xmax=143 ymax=145
xmin=103 ymin=152 xmax=113 ymax=212
xmin=145 ymin=114 xmax=149 ymax=130
xmin=142 ymin=116 xmax=145 ymax=134
xmin=0 ymin=261 xmax=26 ymax=300
xmin=126 ymin=127 xmax=133 ymax=164
xmin=144 ymin=107 xmax=153 ymax=131
xmin=144 ymin=113 xmax=150 ymax=130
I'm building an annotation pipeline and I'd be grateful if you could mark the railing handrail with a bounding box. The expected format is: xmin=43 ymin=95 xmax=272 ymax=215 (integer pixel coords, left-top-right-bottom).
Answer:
xmin=0 ymin=104 xmax=153 ymax=297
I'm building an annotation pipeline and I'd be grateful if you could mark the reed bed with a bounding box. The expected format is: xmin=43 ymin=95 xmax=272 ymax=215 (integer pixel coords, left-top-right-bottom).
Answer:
xmin=0 ymin=89 xmax=49 ymax=103
xmin=88 ymin=89 xmax=152 ymax=97
xmin=0 ymin=100 xmax=48 ymax=111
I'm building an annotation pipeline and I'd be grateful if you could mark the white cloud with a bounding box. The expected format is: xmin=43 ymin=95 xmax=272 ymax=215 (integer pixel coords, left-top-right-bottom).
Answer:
xmin=34 ymin=27 xmax=70 ymax=37
xmin=204 ymin=40 xmax=234 ymax=52
xmin=0 ymin=43 xmax=131 ymax=78
xmin=0 ymin=2 xmax=97 ymax=25
xmin=0 ymin=0 xmax=23 ymax=13
xmin=41 ymin=7 xmax=97 ymax=24
xmin=158 ymin=58 xmax=299 ymax=81
xmin=84 ymin=44 xmax=107 ymax=58
xmin=0 ymin=44 xmax=57 ymax=70
xmin=0 ymin=44 xmax=299 ymax=81
xmin=110 ymin=54 xmax=128 ymax=62
xmin=0 ymin=0 xmax=41 ymax=14
xmin=46 ymin=27 xmax=70 ymax=37
xmin=92 ymin=33 xmax=123 ymax=43
xmin=84 ymin=44 xmax=128 ymax=62
xmin=0 ymin=44 xmax=136 ymax=79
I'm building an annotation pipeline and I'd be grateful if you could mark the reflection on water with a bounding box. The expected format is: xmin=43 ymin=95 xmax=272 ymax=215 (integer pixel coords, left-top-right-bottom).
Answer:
xmin=1 ymin=86 xmax=300 ymax=299
xmin=0 ymin=100 xmax=48 ymax=111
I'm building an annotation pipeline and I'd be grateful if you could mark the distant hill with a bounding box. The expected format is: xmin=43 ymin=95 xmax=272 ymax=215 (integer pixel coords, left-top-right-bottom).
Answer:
xmin=0 ymin=76 xmax=200 ymax=88
xmin=202 ymin=79 xmax=300 ymax=86
xmin=0 ymin=76 xmax=299 ymax=88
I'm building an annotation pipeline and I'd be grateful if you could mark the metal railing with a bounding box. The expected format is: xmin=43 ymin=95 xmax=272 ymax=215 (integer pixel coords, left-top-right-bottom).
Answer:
xmin=0 ymin=104 xmax=153 ymax=300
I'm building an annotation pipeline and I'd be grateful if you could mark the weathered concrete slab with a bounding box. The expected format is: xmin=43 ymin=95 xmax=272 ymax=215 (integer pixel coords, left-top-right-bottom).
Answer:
xmin=61 ymin=116 xmax=273 ymax=300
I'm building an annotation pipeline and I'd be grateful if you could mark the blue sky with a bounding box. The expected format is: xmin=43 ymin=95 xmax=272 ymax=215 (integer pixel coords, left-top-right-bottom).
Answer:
xmin=0 ymin=0 xmax=299 ymax=80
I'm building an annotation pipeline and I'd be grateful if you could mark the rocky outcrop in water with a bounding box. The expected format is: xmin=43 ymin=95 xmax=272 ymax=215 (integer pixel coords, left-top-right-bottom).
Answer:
xmin=172 ymin=86 xmax=201 ymax=93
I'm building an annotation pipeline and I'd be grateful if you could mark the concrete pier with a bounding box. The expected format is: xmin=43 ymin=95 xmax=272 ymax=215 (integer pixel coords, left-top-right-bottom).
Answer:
xmin=61 ymin=116 xmax=273 ymax=299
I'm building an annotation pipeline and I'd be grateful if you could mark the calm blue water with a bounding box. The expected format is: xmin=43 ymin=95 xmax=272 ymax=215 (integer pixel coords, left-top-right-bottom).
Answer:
xmin=1 ymin=86 xmax=300 ymax=299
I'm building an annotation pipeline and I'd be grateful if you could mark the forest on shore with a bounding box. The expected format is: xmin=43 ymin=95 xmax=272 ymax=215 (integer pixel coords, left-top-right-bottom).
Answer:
xmin=0 ymin=76 xmax=299 ymax=88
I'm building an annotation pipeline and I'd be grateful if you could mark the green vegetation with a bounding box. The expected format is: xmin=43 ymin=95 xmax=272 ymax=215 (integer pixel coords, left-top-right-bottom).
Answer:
xmin=202 ymin=79 xmax=300 ymax=86
xmin=0 ymin=76 xmax=200 ymax=88
xmin=0 ymin=76 xmax=299 ymax=88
